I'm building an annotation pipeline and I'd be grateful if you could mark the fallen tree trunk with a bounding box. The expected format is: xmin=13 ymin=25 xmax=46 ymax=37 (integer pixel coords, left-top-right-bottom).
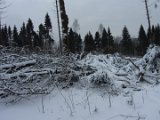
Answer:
xmin=0 ymin=60 xmax=36 ymax=70
xmin=0 ymin=69 xmax=55 ymax=80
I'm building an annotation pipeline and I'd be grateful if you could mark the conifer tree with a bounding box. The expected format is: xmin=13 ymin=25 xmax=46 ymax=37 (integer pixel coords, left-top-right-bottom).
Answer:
xmin=137 ymin=25 xmax=149 ymax=55
xmin=32 ymin=31 xmax=40 ymax=49
xmin=44 ymin=13 xmax=52 ymax=30
xmin=8 ymin=26 xmax=12 ymax=46
xmin=0 ymin=27 xmax=2 ymax=45
xmin=154 ymin=25 xmax=160 ymax=45
xmin=38 ymin=24 xmax=45 ymax=49
xmin=13 ymin=25 xmax=21 ymax=47
xmin=94 ymin=31 xmax=101 ymax=52
xmin=75 ymin=34 xmax=82 ymax=53
xmin=19 ymin=22 xmax=27 ymax=47
xmin=67 ymin=28 xmax=75 ymax=53
xmin=84 ymin=32 xmax=94 ymax=52
xmin=2 ymin=25 xmax=9 ymax=46
xmin=67 ymin=28 xmax=82 ymax=53
xmin=104 ymin=27 xmax=114 ymax=53
xmin=107 ymin=27 xmax=114 ymax=47
xmin=26 ymin=18 xmax=34 ymax=48
xmin=44 ymin=13 xmax=53 ymax=51
xmin=101 ymin=28 xmax=108 ymax=51
xmin=120 ymin=26 xmax=133 ymax=55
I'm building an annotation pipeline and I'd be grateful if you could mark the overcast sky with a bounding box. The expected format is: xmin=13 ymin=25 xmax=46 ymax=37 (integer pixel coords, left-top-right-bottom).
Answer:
xmin=3 ymin=0 xmax=160 ymax=39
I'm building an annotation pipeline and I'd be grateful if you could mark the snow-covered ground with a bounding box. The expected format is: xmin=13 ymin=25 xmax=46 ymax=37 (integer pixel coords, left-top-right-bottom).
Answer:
xmin=0 ymin=85 xmax=160 ymax=120
xmin=0 ymin=45 xmax=160 ymax=120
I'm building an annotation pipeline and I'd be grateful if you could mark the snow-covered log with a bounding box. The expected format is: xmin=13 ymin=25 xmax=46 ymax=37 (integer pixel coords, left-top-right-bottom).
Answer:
xmin=0 ymin=60 xmax=36 ymax=70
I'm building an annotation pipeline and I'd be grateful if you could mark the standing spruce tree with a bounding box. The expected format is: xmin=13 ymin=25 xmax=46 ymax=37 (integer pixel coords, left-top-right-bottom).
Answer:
xmin=101 ymin=28 xmax=108 ymax=52
xmin=107 ymin=27 xmax=114 ymax=47
xmin=0 ymin=0 xmax=6 ymax=46
xmin=137 ymin=25 xmax=149 ymax=56
xmin=84 ymin=32 xmax=95 ymax=52
xmin=120 ymin=26 xmax=133 ymax=55
xmin=13 ymin=25 xmax=21 ymax=47
xmin=19 ymin=22 xmax=27 ymax=47
xmin=71 ymin=19 xmax=82 ymax=53
xmin=67 ymin=28 xmax=75 ymax=53
xmin=32 ymin=31 xmax=40 ymax=49
xmin=106 ymin=27 xmax=114 ymax=53
xmin=75 ymin=34 xmax=82 ymax=53
xmin=1 ymin=25 xmax=9 ymax=46
xmin=26 ymin=18 xmax=34 ymax=49
xmin=45 ymin=13 xmax=52 ymax=30
xmin=67 ymin=28 xmax=82 ymax=53
xmin=94 ymin=31 xmax=101 ymax=52
xmin=59 ymin=0 xmax=69 ymax=52
xmin=153 ymin=25 xmax=160 ymax=45
xmin=44 ymin=13 xmax=53 ymax=51
xmin=38 ymin=24 xmax=45 ymax=49
xmin=8 ymin=26 xmax=12 ymax=46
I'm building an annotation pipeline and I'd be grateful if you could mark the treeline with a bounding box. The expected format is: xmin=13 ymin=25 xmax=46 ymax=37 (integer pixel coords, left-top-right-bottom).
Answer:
xmin=82 ymin=24 xmax=160 ymax=56
xmin=0 ymin=13 xmax=160 ymax=56
xmin=0 ymin=13 xmax=54 ymax=52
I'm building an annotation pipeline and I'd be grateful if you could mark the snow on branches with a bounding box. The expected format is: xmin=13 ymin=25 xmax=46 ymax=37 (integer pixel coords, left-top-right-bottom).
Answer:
xmin=0 ymin=45 xmax=160 ymax=103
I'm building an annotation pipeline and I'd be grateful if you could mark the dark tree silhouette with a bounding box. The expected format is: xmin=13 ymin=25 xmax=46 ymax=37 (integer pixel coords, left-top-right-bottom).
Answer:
xmin=13 ymin=25 xmax=21 ymax=47
xmin=120 ymin=26 xmax=133 ymax=55
xmin=137 ymin=25 xmax=149 ymax=56
xmin=84 ymin=32 xmax=95 ymax=52
xmin=94 ymin=31 xmax=101 ymax=52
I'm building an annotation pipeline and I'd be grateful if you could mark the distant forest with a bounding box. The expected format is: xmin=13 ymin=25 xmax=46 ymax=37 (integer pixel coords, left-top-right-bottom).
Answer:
xmin=0 ymin=0 xmax=160 ymax=56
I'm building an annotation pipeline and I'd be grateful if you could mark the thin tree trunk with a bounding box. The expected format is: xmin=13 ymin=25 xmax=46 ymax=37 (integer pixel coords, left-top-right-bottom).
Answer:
xmin=56 ymin=0 xmax=63 ymax=55
xmin=144 ymin=0 xmax=152 ymax=43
